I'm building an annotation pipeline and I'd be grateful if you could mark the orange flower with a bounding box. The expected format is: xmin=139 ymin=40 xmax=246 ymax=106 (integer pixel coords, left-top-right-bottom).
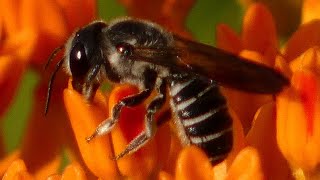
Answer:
xmin=226 ymin=147 xmax=264 ymax=180
xmin=302 ymin=0 xmax=320 ymax=24
xmin=118 ymin=0 xmax=195 ymax=38
xmin=274 ymin=0 xmax=320 ymax=177
xmin=64 ymin=83 xmax=174 ymax=179
xmin=0 ymin=0 xmax=96 ymax=179
xmin=246 ymin=103 xmax=292 ymax=179
xmin=216 ymin=3 xmax=279 ymax=133
xmin=238 ymin=0 xmax=302 ymax=37
xmin=277 ymin=48 xmax=320 ymax=173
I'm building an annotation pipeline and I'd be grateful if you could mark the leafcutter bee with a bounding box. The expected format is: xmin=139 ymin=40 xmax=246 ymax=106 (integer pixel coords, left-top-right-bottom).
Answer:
xmin=45 ymin=17 xmax=289 ymax=164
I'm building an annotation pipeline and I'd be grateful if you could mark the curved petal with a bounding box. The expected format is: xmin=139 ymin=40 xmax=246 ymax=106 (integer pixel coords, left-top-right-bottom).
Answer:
xmin=119 ymin=0 xmax=194 ymax=37
xmin=222 ymin=50 xmax=273 ymax=133
xmin=216 ymin=24 xmax=243 ymax=54
xmin=0 ymin=150 xmax=21 ymax=176
xmin=302 ymin=0 xmax=320 ymax=24
xmin=175 ymin=146 xmax=213 ymax=180
xmin=226 ymin=147 xmax=264 ymax=180
xmin=2 ymin=159 xmax=33 ymax=180
xmin=0 ymin=56 xmax=25 ymax=117
xmin=56 ymin=0 xmax=97 ymax=32
xmin=63 ymin=81 xmax=119 ymax=179
xmin=158 ymin=171 xmax=174 ymax=180
xmin=20 ymin=82 xmax=67 ymax=179
xmin=277 ymin=68 xmax=320 ymax=171
xmin=242 ymin=3 xmax=278 ymax=61
xmin=284 ymin=20 xmax=320 ymax=61
xmin=61 ymin=162 xmax=87 ymax=180
xmin=247 ymin=103 xmax=292 ymax=179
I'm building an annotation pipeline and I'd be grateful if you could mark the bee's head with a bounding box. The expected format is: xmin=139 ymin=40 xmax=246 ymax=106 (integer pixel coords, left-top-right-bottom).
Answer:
xmin=62 ymin=21 xmax=110 ymax=101
xmin=45 ymin=21 xmax=108 ymax=115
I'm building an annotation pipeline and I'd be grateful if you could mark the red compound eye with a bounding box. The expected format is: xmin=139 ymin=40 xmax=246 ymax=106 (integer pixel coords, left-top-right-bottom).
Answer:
xmin=116 ymin=43 xmax=133 ymax=57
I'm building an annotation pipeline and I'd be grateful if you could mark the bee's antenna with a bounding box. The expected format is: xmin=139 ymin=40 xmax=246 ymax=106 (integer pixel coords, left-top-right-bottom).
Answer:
xmin=44 ymin=58 xmax=65 ymax=115
xmin=44 ymin=45 xmax=64 ymax=70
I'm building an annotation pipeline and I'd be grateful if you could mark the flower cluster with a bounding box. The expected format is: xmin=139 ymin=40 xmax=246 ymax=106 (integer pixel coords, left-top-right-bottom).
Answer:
xmin=1 ymin=0 xmax=320 ymax=179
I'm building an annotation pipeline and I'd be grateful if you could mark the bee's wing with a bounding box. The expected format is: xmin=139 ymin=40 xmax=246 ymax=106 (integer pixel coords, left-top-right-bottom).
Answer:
xmin=131 ymin=35 xmax=289 ymax=94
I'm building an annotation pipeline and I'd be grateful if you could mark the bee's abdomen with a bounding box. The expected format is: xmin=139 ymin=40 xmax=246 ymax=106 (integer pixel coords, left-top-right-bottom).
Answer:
xmin=170 ymin=78 xmax=233 ymax=164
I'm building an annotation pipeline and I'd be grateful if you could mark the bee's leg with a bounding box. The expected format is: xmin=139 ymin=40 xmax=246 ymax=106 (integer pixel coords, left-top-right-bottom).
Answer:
xmin=86 ymin=70 xmax=157 ymax=142
xmin=86 ymin=88 xmax=153 ymax=142
xmin=114 ymin=78 xmax=167 ymax=160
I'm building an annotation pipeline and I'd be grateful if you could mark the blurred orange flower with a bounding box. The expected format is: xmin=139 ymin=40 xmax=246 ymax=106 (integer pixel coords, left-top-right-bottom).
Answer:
xmin=277 ymin=48 xmax=320 ymax=177
xmin=0 ymin=0 xmax=96 ymax=179
xmin=2 ymin=0 xmax=320 ymax=179
xmin=217 ymin=3 xmax=278 ymax=133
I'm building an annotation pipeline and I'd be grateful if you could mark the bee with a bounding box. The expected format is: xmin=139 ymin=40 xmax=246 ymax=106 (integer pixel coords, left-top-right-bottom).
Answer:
xmin=45 ymin=17 xmax=289 ymax=165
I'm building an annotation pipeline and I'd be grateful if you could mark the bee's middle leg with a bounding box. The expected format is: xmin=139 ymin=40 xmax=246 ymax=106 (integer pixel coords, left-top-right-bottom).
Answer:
xmin=86 ymin=89 xmax=153 ymax=142
xmin=86 ymin=70 xmax=158 ymax=142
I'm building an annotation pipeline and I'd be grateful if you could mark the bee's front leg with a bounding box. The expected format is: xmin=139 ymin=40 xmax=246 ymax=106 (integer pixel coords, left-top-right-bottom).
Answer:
xmin=114 ymin=79 xmax=167 ymax=160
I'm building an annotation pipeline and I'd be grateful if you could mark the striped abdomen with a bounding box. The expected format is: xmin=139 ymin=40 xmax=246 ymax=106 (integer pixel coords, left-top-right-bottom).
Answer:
xmin=169 ymin=77 xmax=233 ymax=164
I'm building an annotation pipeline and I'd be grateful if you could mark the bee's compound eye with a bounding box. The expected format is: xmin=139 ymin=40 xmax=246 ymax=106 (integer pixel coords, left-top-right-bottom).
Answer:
xmin=116 ymin=43 xmax=133 ymax=57
xmin=69 ymin=42 xmax=89 ymax=77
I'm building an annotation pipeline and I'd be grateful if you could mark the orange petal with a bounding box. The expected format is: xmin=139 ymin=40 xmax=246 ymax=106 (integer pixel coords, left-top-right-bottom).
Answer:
xmin=46 ymin=174 xmax=61 ymax=180
xmin=302 ymin=0 xmax=320 ymax=24
xmin=23 ymin=0 xmax=68 ymax=66
xmin=63 ymin=80 xmax=118 ymax=179
xmin=161 ymin=129 xmax=183 ymax=175
xmin=47 ymin=174 xmax=62 ymax=180
xmin=0 ymin=0 xmax=20 ymax=35
xmin=175 ymin=146 xmax=213 ymax=180
xmin=61 ymin=162 xmax=87 ymax=180
xmin=119 ymin=0 xmax=194 ymax=24
xmin=225 ymin=108 xmax=246 ymax=165
xmin=1 ymin=29 xmax=36 ymax=61
xmin=277 ymin=70 xmax=320 ymax=171
xmin=246 ymin=103 xmax=292 ymax=179
xmin=2 ymin=159 xmax=33 ymax=180
xmin=158 ymin=171 xmax=174 ymax=180
xmin=290 ymin=47 xmax=320 ymax=75
xmin=284 ymin=20 xmax=320 ymax=61
xmin=240 ymin=0 xmax=301 ymax=37
xmin=212 ymin=161 xmax=228 ymax=180
xmin=216 ymin=24 xmax=243 ymax=54
xmin=226 ymin=147 xmax=264 ymax=180
xmin=222 ymin=50 xmax=273 ymax=133
xmin=242 ymin=3 xmax=278 ymax=56
xmin=56 ymin=0 xmax=97 ymax=32
xmin=119 ymin=0 xmax=194 ymax=37
xmin=211 ymin=108 xmax=247 ymax=179
xmin=110 ymin=85 xmax=170 ymax=178
xmin=154 ymin=120 xmax=172 ymax=171
xmin=0 ymin=55 xmax=25 ymax=117
xmin=274 ymin=55 xmax=292 ymax=79
xmin=27 ymin=0 xmax=95 ymax=66
xmin=239 ymin=49 xmax=269 ymax=66
xmin=20 ymin=80 xmax=71 ymax=178
xmin=32 ymin=153 xmax=61 ymax=179
xmin=0 ymin=151 xmax=21 ymax=176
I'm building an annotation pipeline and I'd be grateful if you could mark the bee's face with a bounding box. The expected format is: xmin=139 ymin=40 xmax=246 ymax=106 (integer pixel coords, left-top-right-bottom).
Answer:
xmin=64 ymin=21 xmax=107 ymax=97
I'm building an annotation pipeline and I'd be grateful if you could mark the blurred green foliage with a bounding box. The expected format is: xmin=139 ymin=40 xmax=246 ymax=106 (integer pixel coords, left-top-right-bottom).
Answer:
xmin=2 ymin=0 xmax=243 ymax=154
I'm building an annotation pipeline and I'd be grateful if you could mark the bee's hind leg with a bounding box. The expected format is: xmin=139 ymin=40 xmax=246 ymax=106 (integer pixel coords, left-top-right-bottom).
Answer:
xmin=114 ymin=78 xmax=167 ymax=160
